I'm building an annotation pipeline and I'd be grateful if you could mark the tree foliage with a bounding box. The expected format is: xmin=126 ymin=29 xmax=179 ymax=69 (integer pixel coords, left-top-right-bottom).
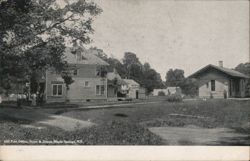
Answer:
xmin=165 ymin=68 xmax=198 ymax=97
xmin=93 ymin=48 xmax=163 ymax=93
xmin=235 ymin=63 xmax=250 ymax=76
xmin=0 ymin=0 xmax=102 ymax=94
xmin=165 ymin=69 xmax=185 ymax=86
xmin=179 ymin=78 xmax=198 ymax=97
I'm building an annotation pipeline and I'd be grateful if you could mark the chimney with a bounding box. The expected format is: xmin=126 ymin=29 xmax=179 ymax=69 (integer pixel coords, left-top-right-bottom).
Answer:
xmin=218 ymin=61 xmax=223 ymax=67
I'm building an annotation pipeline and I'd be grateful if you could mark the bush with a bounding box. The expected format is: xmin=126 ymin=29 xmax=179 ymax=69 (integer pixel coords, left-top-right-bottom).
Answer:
xmin=158 ymin=91 xmax=165 ymax=96
xmin=166 ymin=94 xmax=183 ymax=102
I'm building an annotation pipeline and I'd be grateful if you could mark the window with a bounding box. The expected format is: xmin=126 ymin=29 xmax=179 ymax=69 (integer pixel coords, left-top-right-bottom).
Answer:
xmin=52 ymin=84 xmax=63 ymax=96
xmin=76 ymin=52 xmax=87 ymax=61
xmin=96 ymin=85 xmax=100 ymax=95
xmin=101 ymin=85 xmax=105 ymax=95
xmin=84 ymin=81 xmax=89 ymax=87
xmin=96 ymin=69 xmax=100 ymax=76
xmin=96 ymin=67 xmax=107 ymax=77
xmin=96 ymin=85 xmax=105 ymax=95
xmin=211 ymin=80 xmax=215 ymax=91
xmin=73 ymin=69 xmax=78 ymax=76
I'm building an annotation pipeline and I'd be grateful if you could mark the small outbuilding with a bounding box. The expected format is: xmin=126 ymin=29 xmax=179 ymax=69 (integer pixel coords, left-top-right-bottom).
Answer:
xmin=189 ymin=61 xmax=249 ymax=98
xmin=123 ymin=79 xmax=140 ymax=99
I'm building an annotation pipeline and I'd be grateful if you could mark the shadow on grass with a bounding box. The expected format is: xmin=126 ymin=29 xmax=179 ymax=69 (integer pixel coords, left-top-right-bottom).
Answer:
xmin=0 ymin=108 xmax=53 ymax=125
xmin=216 ymin=136 xmax=250 ymax=146
xmin=0 ymin=114 xmax=32 ymax=124
xmin=114 ymin=113 xmax=128 ymax=117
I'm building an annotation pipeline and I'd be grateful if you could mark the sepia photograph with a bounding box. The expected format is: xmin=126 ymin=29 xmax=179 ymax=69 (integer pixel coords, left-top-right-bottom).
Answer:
xmin=0 ymin=0 xmax=249 ymax=158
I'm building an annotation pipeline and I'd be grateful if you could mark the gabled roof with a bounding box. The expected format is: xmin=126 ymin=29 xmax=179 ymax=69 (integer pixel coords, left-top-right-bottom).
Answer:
xmin=64 ymin=47 xmax=109 ymax=66
xmin=107 ymin=72 xmax=122 ymax=80
xmin=123 ymin=79 xmax=139 ymax=86
xmin=188 ymin=64 xmax=249 ymax=79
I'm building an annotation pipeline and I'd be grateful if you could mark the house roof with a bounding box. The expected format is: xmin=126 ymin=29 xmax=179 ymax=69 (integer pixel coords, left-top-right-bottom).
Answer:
xmin=64 ymin=47 xmax=109 ymax=66
xmin=123 ymin=79 xmax=139 ymax=86
xmin=107 ymin=71 xmax=122 ymax=80
xmin=188 ymin=64 xmax=249 ymax=79
xmin=107 ymin=71 xmax=127 ymax=85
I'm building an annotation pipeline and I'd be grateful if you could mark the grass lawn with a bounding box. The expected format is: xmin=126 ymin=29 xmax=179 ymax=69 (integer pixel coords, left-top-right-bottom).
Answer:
xmin=62 ymin=99 xmax=250 ymax=129
xmin=0 ymin=99 xmax=249 ymax=145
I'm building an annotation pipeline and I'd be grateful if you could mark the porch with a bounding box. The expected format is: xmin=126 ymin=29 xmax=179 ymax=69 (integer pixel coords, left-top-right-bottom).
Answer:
xmin=229 ymin=78 xmax=246 ymax=98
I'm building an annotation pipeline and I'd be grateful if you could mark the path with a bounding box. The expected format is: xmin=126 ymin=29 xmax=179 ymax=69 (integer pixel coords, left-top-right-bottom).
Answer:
xmin=149 ymin=125 xmax=249 ymax=145
xmin=78 ymin=101 xmax=159 ymax=109
xmin=0 ymin=107 xmax=95 ymax=131
xmin=37 ymin=115 xmax=95 ymax=131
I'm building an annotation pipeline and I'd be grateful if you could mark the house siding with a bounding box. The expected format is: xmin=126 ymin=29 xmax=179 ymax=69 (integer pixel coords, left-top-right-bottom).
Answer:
xmin=45 ymin=70 xmax=67 ymax=103
xmin=196 ymin=69 xmax=230 ymax=98
xmin=127 ymin=84 xmax=140 ymax=99
xmin=138 ymin=87 xmax=146 ymax=99
xmin=73 ymin=64 xmax=99 ymax=78
xmin=45 ymin=64 xmax=108 ymax=103
xmin=67 ymin=77 xmax=107 ymax=102
xmin=199 ymin=79 xmax=229 ymax=98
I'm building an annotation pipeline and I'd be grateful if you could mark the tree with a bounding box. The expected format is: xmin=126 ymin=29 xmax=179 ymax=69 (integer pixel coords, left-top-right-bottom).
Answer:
xmin=123 ymin=52 xmax=141 ymax=68
xmin=90 ymin=47 xmax=127 ymax=77
xmin=0 ymin=0 xmax=102 ymax=94
xmin=122 ymin=53 xmax=164 ymax=93
xmin=235 ymin=63 xmax=250 ymax=76
xmin=143 ymin=68 xmax=163 ymax=93
xmin=165 ymin=68 xmax=198 ymax=97
xmin=179 ymin=78 xmax=198 ymax=97
xmin=122 ymin=52 xmax=142 ymax=79
xmin=165 ymin=69 xmax=185 ymax=86
xmin=94 ymin=49 xmax=163 ymax=93
xmin=143 ymin=62 xmax=151 ymax=71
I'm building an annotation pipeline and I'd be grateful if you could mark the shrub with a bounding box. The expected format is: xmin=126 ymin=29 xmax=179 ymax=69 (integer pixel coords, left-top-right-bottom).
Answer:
xmin=166 ymin=94 xmax=183 ymax=102
xmin=158 ymin=91 xmax=165 ymax=96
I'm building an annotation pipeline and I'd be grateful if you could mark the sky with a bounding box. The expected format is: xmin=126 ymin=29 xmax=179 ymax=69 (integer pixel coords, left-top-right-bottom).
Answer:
xmin=87 ymin=0 xmax=249 ymax=79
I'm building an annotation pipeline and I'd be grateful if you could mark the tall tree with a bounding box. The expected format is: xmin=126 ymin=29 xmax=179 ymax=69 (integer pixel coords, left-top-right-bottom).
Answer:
xmin=0 ymin=0 xmax=102 ymax=94
xmin=235 ymin=63 xmax=250 ymax=76
xmin=90 ymin=47 xmax=127 ymax=77
xmin=93 ymin=49 xmax=163 ymax=93
xmin=179 ymin=78 xmax=198 ymax=97
xmin=123 ymin=52 xmax=141 ymax=67
xmin=122 ymin=52 xmax=142 ymax=80
xmin=165 ymin=69 xmax=185 ymax=86
xmin=143 ymin=68 xmax=163 ymax=93
xmin=165 ymin=68 xmax=198 ymax=96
